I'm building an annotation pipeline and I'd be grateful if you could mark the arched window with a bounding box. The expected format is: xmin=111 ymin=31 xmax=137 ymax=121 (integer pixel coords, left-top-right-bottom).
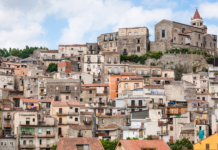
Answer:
xmin=182 ymin=28 xmax=185 ymax=33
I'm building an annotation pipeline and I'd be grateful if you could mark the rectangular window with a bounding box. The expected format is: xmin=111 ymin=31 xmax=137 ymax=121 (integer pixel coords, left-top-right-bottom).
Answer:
xmin=134 ymin=32 xmax=137 ymax=35
xmin=104 ymin=43 xmax=107 ymax=48
xmin=66 ymin=96 xmax=69 ymax=100
xmin=38 ymin=128 xmax=42 ymax=133
xmin=52 ymin=55 xmax=55 ymax=59
xmin=102 ymin=119 xmax=104 ymax=124
xmin=129 ymin=32 xmax=131 ymax=35
xmin=134 ymin=83 xmax=139 ymax=89
xmin=124 ymin=40 xmax=127 ymax=44
xmin=104 ymin=35 xmax=107 ymax=41
xmin=121 ymin=32 xmax=124 ymax=35
xmin=110 ymin=34 xmax=113 ymax=40
xmin=46 ymin=129 xmax=50 ymax=135
xmin=26 ymin=118 xmax=30 ymax=125
xmin=137 ymin=46 xmax=140 ymax=52
xmin=66 ymin=86 xmax=69 ymax=91
xmin=110 ymin=43 xmax=113 ymax=47
xmin=75 ymin=118 xmax=78 ymax=121
xmin=121 ymin=68 xmax=124 ymax=72
xmin=196 ymin=42 xmax=198 ymax=46
xmin=116 ymin=34 xmax=118 ymax=39
xmin=116 ymin=42 xmax=117 ymax=46
xmin=89 ymin=90 xmax=92 ymax=94
xmin=170 ymin=126 xmax=173 ymax=131
xmin=33 ymin=118 xmax=35 ymax=122
xmin=141 ymin=31 xmax=144 ymax=34
xmin=75 ymin=108 xmax=78 ymax=112
xmin=89 ymin=98 xmax=92 ymax=101
xmin=39 ymin=139 xmax=42 ymax=145
xmin=162 ymin=30 xmax=165 ymax=38
xmin=125 ymin=83 xmax=128 ymax=89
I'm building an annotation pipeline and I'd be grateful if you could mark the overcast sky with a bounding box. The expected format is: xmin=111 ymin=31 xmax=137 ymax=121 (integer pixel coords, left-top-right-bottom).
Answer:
xmin=0 ymin=0 xmax=218 ymax=50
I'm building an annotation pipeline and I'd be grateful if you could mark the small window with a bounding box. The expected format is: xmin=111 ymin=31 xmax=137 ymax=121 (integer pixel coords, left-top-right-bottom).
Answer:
xmin=38 ymin=128 xmax=42 ymax=133
xmin=75 ymin=108 xmax=78 ymax=112
xmin=104 ymin=43 xmax=107 ymax=48
xmin=141 ymin=31 xmax=144 ymax=34
xmin=102 ymin=119 xmax=104 ymax=124
xmin=89 ymin=98 xmax=92 ymax=101
xmin=39 ymin=139 xmax=42 ymax=145
xmin=33 ymin=118 xmax=35 ymax=122
xmin=121 ymin=32 xmax=124 ymax=35
xmin=75 ymin=118 xmax=78 ymax=121
xmin=66 ymin=96 xmax=69 ymax=100
xmin=89 ymin=90 xmax=92 ymax=94
xmin=23 ymin=140 xmax=26 ymax=145
xmin=70 ymin=107 xmax=72 ymax=109
xmin=124 ymin=40 xmax=127 ymax=44
xmin=134 ymin=32 xmax=137 ymax=35
xmin=128 ymin=32 xmax=131 ymax=35
xmin=1 ymin=142 xmax=3 ymax=145
xmin=162 ymin=30 xmax=165 ymax=38
xmin=170 ymin=126 xmax=173 ymax=131
xmin=80 ymin=98 xmax=83 ymax=102
xmin=137 ymin=46 xmax=140 ymax=52
xmin=70 ymin=116 xmax=72 ymax=119
xmin=110 ymin=43 xmax=113 ymax=47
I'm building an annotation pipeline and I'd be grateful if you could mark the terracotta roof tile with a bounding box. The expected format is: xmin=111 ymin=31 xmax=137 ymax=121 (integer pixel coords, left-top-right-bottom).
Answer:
xmin=52 ymin=101 xmax=80 ymax=106
xmin=196 ymin=92 xmax=210 ymax=95
xmin=98 ymin=115 xmax=129 ymax=118
xmin=181 ymin=129 xmax=194 ymax=134
xmin=150 ymin=77 xmax=173 ymax=81
xmin=120 ymin=72 xmax=136 ymax=76
xmin=21 ymin=99 xmax=38 ymax=103
xmin=99 ymin=124 xmax=120 ymax=130
xmin=118 ymin=140 xmax=170 ymax=150
xmin=70 ymin=125 xmax=91 ymax=130
xmin=0 ymin=88 xmax=15 ymax=91
xmin=37 ymin=99 xmax=52 ymax=103
xmin=186 ymin=99 xmax=205 ymax=103
xmin=144 ymin=85 xmax=164 ymax=89
xmin=13 ymin=107 xmax=24 ymax=111
xmin=191 ymin=9 xmax=202 ymax=20
xmin=57 ymin=137 xmax=104 ymax=150
xmin=178 ymin=33 xmax=190 ymax=36
xmin=59 ymin=44 xmax=86 ymax=47
xmin=39 ymin=50 xmax=58 ymax=53
xmin=82 ymin=83 xmax=109 ymax=87
xmin=10 ymin=95 xmax=26 ymax=99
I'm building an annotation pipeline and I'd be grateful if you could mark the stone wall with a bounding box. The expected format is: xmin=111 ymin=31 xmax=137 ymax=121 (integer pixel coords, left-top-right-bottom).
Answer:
xmin=145 ymin=53 xmax=208 ymax=80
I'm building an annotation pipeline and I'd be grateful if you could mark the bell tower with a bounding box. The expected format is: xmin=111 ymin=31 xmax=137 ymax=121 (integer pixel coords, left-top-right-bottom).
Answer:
xmin=191 ymin=9 xmax=207 ymax=33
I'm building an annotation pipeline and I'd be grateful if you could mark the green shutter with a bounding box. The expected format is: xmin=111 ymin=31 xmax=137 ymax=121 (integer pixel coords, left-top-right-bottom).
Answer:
xmin=46 ymin=129 xmax=50 ymax=131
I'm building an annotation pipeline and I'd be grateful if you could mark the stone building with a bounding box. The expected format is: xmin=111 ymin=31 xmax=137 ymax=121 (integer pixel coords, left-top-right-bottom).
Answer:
xmin=58 ymin=44 xmax=88 ymax=57
xmin=2 ymin=56 xmax=21 ymax=63
xmin=0 ymin=73 xmax=15 ymax=90
xmin=23 ymin=76 xmax=39 ymax=99
xmin=46 ymin=79 xmax=80 ymax=101
xmin=86 ymin=43 xmax=99 ymax=54
xmin=151 ymin=9 xmax=217 ymax=55
xmin=31 ymin=49 xmax=60 ymax=67
xmin=71 ymin=72 xmax=93 ymax=85
xmin=68 ymin=125 xmax=92 ymax=138
xmin=97 ymin=27 xmax=150 ymax=55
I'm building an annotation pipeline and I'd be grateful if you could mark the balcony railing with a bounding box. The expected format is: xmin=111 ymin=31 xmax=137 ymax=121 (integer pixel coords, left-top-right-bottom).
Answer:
xmin=157 ymin=130 xmax=169 ymax=135
xmin=3 ymin=124 xmax=11 ymax=128
xmin=158 ymin=121 xmax=168 ymax=126
xmin=127 ymin=104 xmax=146 ymax=108
xmin=20 ymin=144 xmax=35 ymax=148
xmin=60 ymin=90 xmax=71 ymax=93
xmin=39 ymin=143 xmax=54 ymax=148
xmin=78 ymin=132 xmax=83 ymax=137
xmin=57 ymin=112 xmax=79 ymax=116
xmin=97 ymin=61 xmax=101 ymax=64
xmin=39 ymin=92 xmax=45 ymax=95
xmin=4 ymin=116 xmax=11 ymax=120
xmin=20 ymin=132 xmax=35 ymax=137
xmin=87 ymin=68 xmax=91 ymax=71
xmin=87 ymin=61 xmax=91 ymax=64
xmin=123 ymin=52 xmax=128 ymax=55
xmin=83 ymin=120 xmax=92 ymax=125
xmin=107 ymin=61 xmax=111 ymax=64
xmin=37 ymin=134 xmax=55 ymax=138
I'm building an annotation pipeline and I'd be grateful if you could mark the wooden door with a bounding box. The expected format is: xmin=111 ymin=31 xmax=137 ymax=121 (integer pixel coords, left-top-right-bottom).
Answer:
xmin=139 ymin=130 xmax=143 ymax=138
xmin=58 ymin=128 xmax=62 ymax=135
xmin=178 ymin=108 xmax=181 ymax=114
xmin=161 ymin=127 xmax=163 ymax=134
xmin=7 ymin=121 xmax=10 ymax=127
xmin=170 ymin=136 xmax=173 ymax=143
xmin=59 ymin=118 xmax=62 ymax=124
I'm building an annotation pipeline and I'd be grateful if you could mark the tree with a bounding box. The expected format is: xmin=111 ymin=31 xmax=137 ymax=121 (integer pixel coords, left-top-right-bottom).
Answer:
xmin=167 ymin=138 xmax=193 ymax=150
xmin=144 ymin=135 xmax=154 ymax=140
xmin=100 ymin=139 xmax=118 ymax=150
xmin=192 ymin=66 xmax=197 ymax=73
xmin=47 ymin=63 xmax=57 ymax=72
xmin=52 ymin=144 xmax=57 ymax=150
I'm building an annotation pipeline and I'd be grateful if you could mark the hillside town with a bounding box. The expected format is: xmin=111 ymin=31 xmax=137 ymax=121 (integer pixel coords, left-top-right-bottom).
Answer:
xmin=0 ymin=9 xmax=218 ymax=150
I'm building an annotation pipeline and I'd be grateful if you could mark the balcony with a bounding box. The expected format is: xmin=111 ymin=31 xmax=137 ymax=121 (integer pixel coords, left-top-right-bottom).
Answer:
xmin=98 ymin=101 xmax=105 ymax=105
xmin=87 ymin=61 xmax=91 ymax=64
xmin=4 ymin=116 xmax=11 ymax=120
xmin=26 ymin=106 xmax=37 ymax=110
xmin=60 ymin=90 xmax=71 ymax=93
xmin=157 ymin=130 xmax=169 ymax=135
xmin=20 ymin=122 xmax=37 ymax=126
xmin=107 ymin=61 xmax=111 ymax=64
xmin=57 ymin=112 xmax=79 ymax=116
xmin=83 ymin=120 xmax=92 ymax=125
xmin=126 ymin=121 xmax=131 ymax=126
xmin=78 ymin=132 xmax=83 ymax=137
xmin=87 ymin=68 xmax=91 ymax=71
xmin=127 ymin=104 xmax=147 ymax=108
xmin=58 ymin=122 xmax=79 ymax=125
xmin=39 ymin=143 xmax=54 ymax=148
xmin=3 ymin=124 xmax=11 ymax=129
xmin=37 ymin=134 xmax=55 ymax=138
xmin=114 ymin=61 xmax=117 ymax=64
xmin=158 ymin=121 xmax=168 ymax=126
xmin=40 ymin=84 xmax=45 ymax=88
xmin=103 ymin=90 xmax=107 ymax=94
xmin=106 ymin=113 xmax=112 ymax=116
xmin=20 ymin=132 xmax=35 ymax=138
xmin=20 ymin=144 xmax=35 ymax=149
xmin=39 ymin=92 xmax=45 ymax=95
xmin=97 ymin=61 xmax=101 ymax=64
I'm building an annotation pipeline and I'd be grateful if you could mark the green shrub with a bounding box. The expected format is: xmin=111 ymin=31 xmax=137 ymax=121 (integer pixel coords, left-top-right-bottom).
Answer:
xmin=206 ymin=57 xmax=212 ymax=63
xmin=192 ymin=66 xmax=197 ymax=73
xmin=100 ymin=140 xmax=118 ymax=150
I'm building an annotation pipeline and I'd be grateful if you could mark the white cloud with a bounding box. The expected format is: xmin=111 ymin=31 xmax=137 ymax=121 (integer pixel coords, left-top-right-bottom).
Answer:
xmin=199 ymin=2 xmax=218 ymax=19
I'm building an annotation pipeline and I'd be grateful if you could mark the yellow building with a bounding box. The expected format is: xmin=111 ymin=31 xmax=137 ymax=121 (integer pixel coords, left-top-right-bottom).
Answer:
xmin=194 ymin=132 xmax=218 ymax=150
xmin=162 ymin=69 xmax=175 ymax=79
xmin=117 ymin=77 xmax=144 ymax=97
